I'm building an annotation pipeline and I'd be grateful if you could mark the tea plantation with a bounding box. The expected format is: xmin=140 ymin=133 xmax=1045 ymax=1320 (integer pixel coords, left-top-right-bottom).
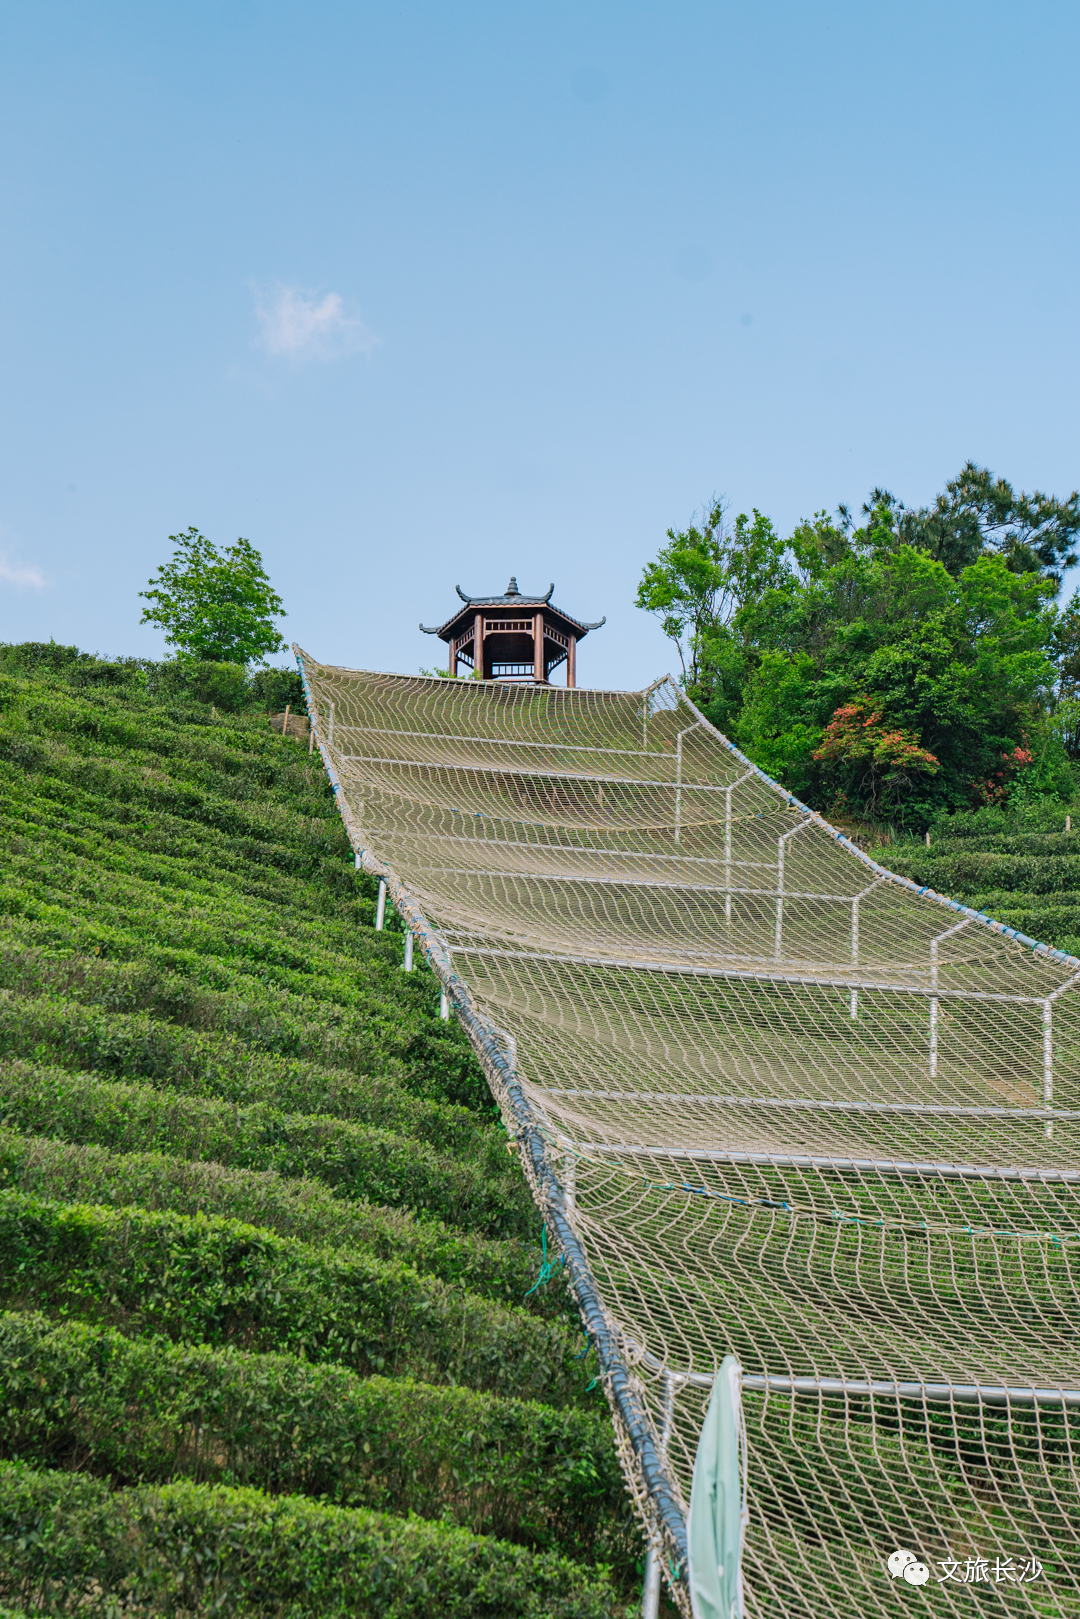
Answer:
xmin=0 ymin=644 xmax=641 ymax=1617
xmin=887 ymin=800 xmax=1080 ymax=960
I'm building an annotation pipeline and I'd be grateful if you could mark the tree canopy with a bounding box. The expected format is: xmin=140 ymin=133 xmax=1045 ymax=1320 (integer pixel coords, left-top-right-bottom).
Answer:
xmin=637 ymin=465 xmax=1080 ymax=826
xmin=139 ymin=529 xmax=286 ymax=665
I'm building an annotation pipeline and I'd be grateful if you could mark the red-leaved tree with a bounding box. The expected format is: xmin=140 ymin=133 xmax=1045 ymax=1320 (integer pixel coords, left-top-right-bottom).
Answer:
xmin=813 ymin=700 xmax=940 ymax=813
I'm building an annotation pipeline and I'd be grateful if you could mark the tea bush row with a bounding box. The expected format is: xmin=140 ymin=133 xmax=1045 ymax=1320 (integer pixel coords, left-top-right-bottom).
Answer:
xmin=0 ymin=1311 xmax=628 ymax=1559
xmin=0 ymin=1459 xmax=621 ymax=1618
xmin=0 ymin=1190 xmax=591 ymax=1404
xmin=0 ymin=1126 xmax=547 ymax=1310
xmin=0 ymin=1057 xmax=529 ymax=1238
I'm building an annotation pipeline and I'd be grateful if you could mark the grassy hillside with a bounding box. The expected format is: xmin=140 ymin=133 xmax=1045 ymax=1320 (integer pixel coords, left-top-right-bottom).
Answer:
xmin=0 ymin=643 xmax=640 ymax=1617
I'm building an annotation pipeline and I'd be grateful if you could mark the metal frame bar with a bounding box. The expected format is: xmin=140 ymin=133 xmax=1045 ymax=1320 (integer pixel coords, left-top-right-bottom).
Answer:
xmin=399 ymin=865 xmax=918 ymax=903
xmin=445 ymin=942 xmax=1051 ymax=1004
xmin=363 ymin=828 xmax=776 ymax=869
xmin=544 ymin=1089 xmax=1078 ymax=1120
xmin=339 ymin=751 xmax=760 ymax=793
xmin=628 ymin=1342 xmax=1080 ymax=1407
xmin=775 ymin=818 xmax=814 ymax=958
xmin=571 ymin=1138 xmax=1080 ymax=1183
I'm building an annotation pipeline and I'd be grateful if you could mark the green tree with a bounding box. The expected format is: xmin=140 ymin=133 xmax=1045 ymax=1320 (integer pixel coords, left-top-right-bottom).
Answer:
xmin=634 ymin=500 xmax=728 ymax=687
xmin=139 ymin=529 xmax=286 ymax=664
xmin=861 ymin=462 xmax=1080 ymax=583
xmin=635 ymin=502 xmax=785 ymax=697
xmin=636 ymin=466 xmax=1080 ymax=825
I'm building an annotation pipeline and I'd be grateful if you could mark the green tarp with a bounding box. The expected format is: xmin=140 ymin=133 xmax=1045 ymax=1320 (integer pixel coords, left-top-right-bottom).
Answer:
xmin=687 ymin=1357 xmax=746 ymax=1619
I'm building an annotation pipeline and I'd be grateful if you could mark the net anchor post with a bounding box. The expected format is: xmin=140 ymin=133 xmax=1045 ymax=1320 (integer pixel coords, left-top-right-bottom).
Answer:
xmin=375 ymin=880 xmax=387 ymax=931
xmin=404 ymin=931 xmax=414 ymax=972
xmin=724 ymin=786 xmax=733 ymax=921
xmin=439 ymin=986 xmax=449 ymax=1019
xmin=723 ymin=769 xmax=754 ymax=923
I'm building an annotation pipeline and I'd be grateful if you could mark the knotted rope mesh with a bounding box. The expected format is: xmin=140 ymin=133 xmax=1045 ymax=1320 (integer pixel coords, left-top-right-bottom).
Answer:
xmin=297 ymin=651 xmax=1080 ymax=1617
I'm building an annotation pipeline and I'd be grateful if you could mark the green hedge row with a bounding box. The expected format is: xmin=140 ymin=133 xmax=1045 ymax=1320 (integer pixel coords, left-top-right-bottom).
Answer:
xmin=0 ymin=974 xmax=491 ymax=1126
xmin=0 ymin=910 xmax=486 ymax=1111
xmin=890 ymin=850 xmax=1080 ymax=897
xmin=0 ymin=1460 xmax=621 ymax=1618
xmin=0 ymin=1311 xmax=629 ymax=1559
xmin=0 ymin=950 xmax=492 ymax=1149
xmin=0 ymin=871 xmax=486 ymax=1107
xmin=0 ymin=1191 xmax=590 ymax=1404
xmin=0 ymin=1128 xmax=547 ymax=1310
xmin=0 ymin=948 xmax=458 ymax=1095
xmin=3 ymin=785 xmax=359 ymax=907
xmin=0 ymin=1059 xmax=528 ymax=1238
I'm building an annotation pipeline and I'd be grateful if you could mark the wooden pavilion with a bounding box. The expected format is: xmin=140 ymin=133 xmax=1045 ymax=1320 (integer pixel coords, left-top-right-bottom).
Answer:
xmin=420 ymin=578 xmax=605 ymax=686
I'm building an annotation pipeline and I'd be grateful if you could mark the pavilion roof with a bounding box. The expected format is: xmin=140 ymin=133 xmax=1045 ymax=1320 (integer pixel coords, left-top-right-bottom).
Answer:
xmin=420 ymin=577 xmax=606 ymax=639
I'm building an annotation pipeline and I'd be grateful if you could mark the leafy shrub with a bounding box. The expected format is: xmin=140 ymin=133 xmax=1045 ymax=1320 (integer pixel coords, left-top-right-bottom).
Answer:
xmin=185 ymin=660 xmax=250 ymax=711
xmin=0 ymin=1460 xmax=621 ymax=1617
xmin=0 ymin=1057 xmax=528 ymax=1236
xmin=0 ymin=1128 xmax=546 ymax=1308
xmin=0 ymin=1191 xmax=591 ymax=1404
xmin=250 ymin=665 xmax=305 ymax=713
xmin=0 ymin=1312 xmax=629 ymax=1558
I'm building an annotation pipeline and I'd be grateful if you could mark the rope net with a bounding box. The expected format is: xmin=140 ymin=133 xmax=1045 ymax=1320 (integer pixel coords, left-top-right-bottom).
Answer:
xmin=298 ymin=653 xmax=1080 ymax=1617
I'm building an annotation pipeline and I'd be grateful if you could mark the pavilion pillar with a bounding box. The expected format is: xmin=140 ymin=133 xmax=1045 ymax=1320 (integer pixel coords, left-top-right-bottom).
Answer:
xmin=449 ymin=635 xmax=458 ymax=678
xmin=533 ymin=613 xmax=544 ymax=683
xmin=567 ymin=635 xmax=577 ymax=688
xmin=474 ymin=611 xmax=484 ymax=678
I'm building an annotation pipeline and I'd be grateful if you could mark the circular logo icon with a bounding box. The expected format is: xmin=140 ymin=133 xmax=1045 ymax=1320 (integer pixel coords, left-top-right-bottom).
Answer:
xmin=904 ymin=1561 xmax=930 ymax=1586
xmin=888 ymin=1550 xmax=917 ymax=1579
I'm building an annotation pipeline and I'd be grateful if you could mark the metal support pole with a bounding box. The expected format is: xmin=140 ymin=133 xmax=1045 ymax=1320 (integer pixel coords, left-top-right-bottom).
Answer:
xmin=724 ymin=785 xmax=733 ymax=921
xmin=375 ymin=880 xmax=387 ymax=931
xmin=674 ymin=722 xmax=704 ymax=847
xmin=929 ymin=918 xmax=970 ymax=1078
xmin=850 ymin=898 xmax=859 ymax=1019
xmin=774 ymin=837 xmax=785 ymax=959
xmin=642 ymin=1550 xmax=661 ymax=1619
xmin=355 ymin=852 xmax=361 ymax=871
xmin=404 ymin=931 xmax=414 ymax=972
xmin=642 ymin=1372 xmax=676 ymax=1619
xmin=440 ymin=987 xmax=449 ymax=1019
xmin=1044 ymin=1000 xmax=1054 ymax=1138
xmin=773 ymin=819 xmax=812 ymax=960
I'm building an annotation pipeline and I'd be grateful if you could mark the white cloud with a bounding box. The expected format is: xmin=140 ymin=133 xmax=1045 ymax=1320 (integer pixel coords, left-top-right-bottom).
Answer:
xmin=254 ymin=284 xmax=377 ymax=359
xmin=0 ymin=555 xmax=46 ymax=588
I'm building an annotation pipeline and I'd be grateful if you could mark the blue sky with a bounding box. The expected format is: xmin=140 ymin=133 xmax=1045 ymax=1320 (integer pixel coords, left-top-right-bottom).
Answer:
xmin=1 ymin=0 xmax=1077 ymax=690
